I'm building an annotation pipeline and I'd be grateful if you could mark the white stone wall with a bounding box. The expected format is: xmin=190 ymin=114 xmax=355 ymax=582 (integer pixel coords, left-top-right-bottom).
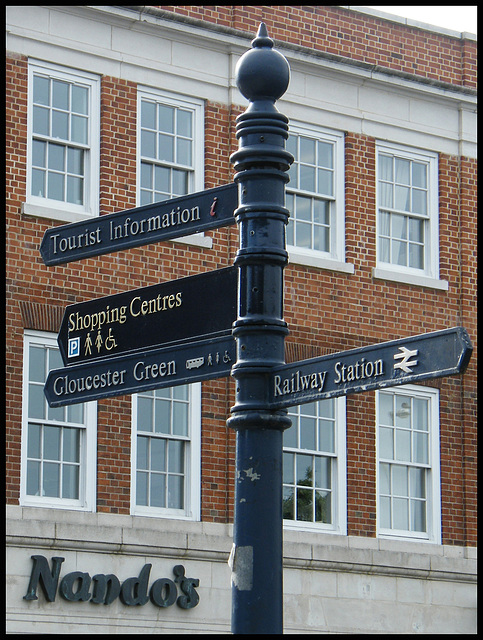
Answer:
xmin=7 ymin=506 xmax=476 ymax=634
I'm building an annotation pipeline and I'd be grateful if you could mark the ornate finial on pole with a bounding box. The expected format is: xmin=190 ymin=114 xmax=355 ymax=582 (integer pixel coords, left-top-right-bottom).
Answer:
xmin=228 ymin=23 xmax=293 ymax=635
xmin=234 ymin=22 xmax=290 ymax=110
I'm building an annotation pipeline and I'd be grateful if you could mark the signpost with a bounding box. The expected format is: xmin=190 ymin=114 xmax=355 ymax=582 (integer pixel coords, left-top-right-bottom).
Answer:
xmin=39 ymin=22 xmax=473 ymax=637
xmin=269 ymin=327 xmax=473 ymax=410
xmin=57 ymin=267 xmax=237 ymax=366
xmin=40 ymin=183 xmax=237 ymax=265
xmin=45 ymin=334 xmax=235 ymax=407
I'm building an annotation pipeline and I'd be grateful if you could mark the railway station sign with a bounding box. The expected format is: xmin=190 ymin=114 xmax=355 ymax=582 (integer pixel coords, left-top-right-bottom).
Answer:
xmin=269 ymin=327 xmax=472 ymax=410
xmin=57 ymin=267 xmax=237 ymax=366
xmin=45 ymin=334 xmax=235 ymax=407
xmin=40 ymin=183 xmax=238 ymax=266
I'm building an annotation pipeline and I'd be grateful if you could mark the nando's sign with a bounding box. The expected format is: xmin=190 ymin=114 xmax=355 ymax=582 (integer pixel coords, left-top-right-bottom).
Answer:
xmin=24 ymin=555 xmax=199 ymax=609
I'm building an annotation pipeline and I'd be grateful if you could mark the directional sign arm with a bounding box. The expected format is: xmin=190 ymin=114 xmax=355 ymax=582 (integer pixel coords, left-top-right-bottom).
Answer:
xmin=268 ymin=327 xmax=473 ymax=410
xmin=40 ymin=183 xmax=238 ymax=266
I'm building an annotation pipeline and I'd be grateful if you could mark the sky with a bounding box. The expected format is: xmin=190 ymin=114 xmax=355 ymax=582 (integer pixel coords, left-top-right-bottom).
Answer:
xmin=362 ymin=6 xmax=477 ymax=35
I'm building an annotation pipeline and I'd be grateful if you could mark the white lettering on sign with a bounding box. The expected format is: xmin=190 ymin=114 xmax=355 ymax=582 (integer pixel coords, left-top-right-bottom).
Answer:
xmin=53 ymin=368 xmax=127 ymax=396
xmin=333 ymin=357 xmax=384 ymax=383
xmin=273 ymin=369 xmax=327 ymax=397
xmin=109 ymin=207 xmax=200 ymax=241
xmin=50 ymin=228 xmax=102 ymax=255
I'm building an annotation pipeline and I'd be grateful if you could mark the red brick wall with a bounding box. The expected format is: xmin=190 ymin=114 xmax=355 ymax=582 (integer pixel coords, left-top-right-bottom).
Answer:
xmin=158 ymin=5 xmax=477 ymax=88
xmin=5 ymin=5 xmax=477 ymax=545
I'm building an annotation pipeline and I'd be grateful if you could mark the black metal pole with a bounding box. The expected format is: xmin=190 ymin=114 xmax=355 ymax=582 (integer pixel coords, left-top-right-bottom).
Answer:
xmin=227 ymin=24 xmax=293 ymax=635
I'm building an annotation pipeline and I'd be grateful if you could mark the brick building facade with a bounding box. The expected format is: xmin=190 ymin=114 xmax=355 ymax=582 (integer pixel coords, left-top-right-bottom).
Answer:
xmin=6 ymin=6 xmax=476 ymax=633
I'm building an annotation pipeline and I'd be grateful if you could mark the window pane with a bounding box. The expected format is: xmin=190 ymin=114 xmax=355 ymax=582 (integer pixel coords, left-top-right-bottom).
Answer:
xmin=314 ymin=456 xmax=330 ymax=489
xmin=173 ymin=386 xmax=188 ymax=400
xmin=413 ymin=398 xmax=428 ymax=430
xmin=71 ymin=115 xmax=88 ymax=144
xmin=392 ymin=465 xmax=408 ymax=496
xmin=412 ymin=188 xmax=427 ymax=215
xmin=151 ymin=473 xmax=166 ymax=507
xmin=43 ymin=462 xmax=60 ymax=497
xmin=409 ymin=243 xmax=424 ymax=269
xmin=395 ymin=396 xmax=411 ymax=427
xmin=392 ymin=214 xmax=407 ymax=240
xmin=141 ymin=130 xmax=156 ymax=158
xmin=137 ymin=436 xmax=149 ymax=470
xmin=32 ymin=168 xmax=46 ymax=197
xmin=67 ymin=176 xmax=83 ymax=205
xmin=412 ymin=162 xmax=427 ymax=188
xmin=154 ymin=399 xmax=170 ymax=433
xmin=52 ymin=80 xmax=69 ymax=110
xmin=141 ymin=100 xmax=156 ymax=129
xmin=315 ymin=490 xmax=331 ymax=523
xmin=413 ymin=432 xmax=428 ymax=464
xmin=297 ymin=195 xmax=311 ymax=221
xmin=411 ymin=500 xmax=426 ymax=532
xmin=48 ymin=143 xmax=64 ymax=171
xmin=380 ymin=183 xmax=393 ymax=208
xmin=283 ymin=452 xmax=294 ymax=484
xmin=409 ymin=218 xmax=424 ymax=243
xmin=380 ymin=496 xmax=391 ymax=528
xmin=137 ymin=397 xmax=153 ymax=431
xmin=62 ymin=465 xmax=79 ymax=499
xmin=379 ymin=154 xmax=393 ymax=181
xmin=393 ymin=497 xmax=409 ymax=530
xmin=47 ymin=172 xmax=64 ymax=201
xmin=283 ymin=422 xmax=297 ymax=448
xmin=177 ymin=109 xmax=192 ymax=137
xmin=29 ymin=346 xmax=45 ymax=382
xmin=318 ymin=141 xmax=332 ymax=168
xmin=158 ymin=133 xmax=174 ymax=162
xmin=379 ymin=462 xmax=390 ymax=494
xmin=395 ymin=185 xmax=410 ymax=211
xmin=33 ymin=106 xmax=49 ymax=136
xmin=317 ymin=169 xmax=332 ymax=196
xmin=154 ymin=165 xmax=170 ymax=193
xmin=410 ymin=467 xmax=426 ymax=498
xmin=141 ymin=162 xmax=152 ymax=189
xmin=44 ymin=426 xmax=61 ymax=461
xmin=395 ymin=429 xmax=411 ymax=462
xmin=297 ymin=454 xmax=313 ymax=485
xmin=27 ymin=423 xmax=41 ymax=458
xmin=172 ymin=169 xmax=188 ymax=195
xmin=296 ymin=488 xmax=313 ymax=521
xmin=158 ymin=105 xmax=174 ymax=133
xmin=168 ymin=440 xmax=184 ymax=473
xmin=392 ymin=239 xmax=407 ymax=266
xmin=300 ymin=416 xmax=316 ymax=450
xmin=296 ymin=221 xmax=311 ymax=248
xmin=168 ymin=475 xmax=184 ymax=509
xmin=380 ymin=237 xmax=390 ymax=263
xmin=314 ymin=225 xmax=329 ymax=253
xmin=136 ymin=471 xmax=148 ymax=505
xmin=67 ymin=147 xmax=84 ymax=175
xmin=379 ymin=426 xmax=393 ymax=459
xmin=282 ymin=486 xmax=294 ymax=519
xmin=313 ymin=199 xmax=329 ymax=225
xmin=395 ymin=158 xmax=410 ymax=184
xmin=32 ymin=140 xmax=47 ymax=168
xmin=28 ymin=383 xmax=45 ymax=419
xmin=318 ymin=419 xmax=334 ymax=453
xmin=51 ymin=110 xmax=69 ymax=140
xmin=27 ymin=460 xmax=41 ymax=496
xmin=33 ymin=75 xmax=50 ymax=106
xmin=177 ymin=138 xmax=191 ymax=165
xmin=151 ymin=437 xmax=166 ymax=472
xmin=300 ymin=165 xmax=316 ymax=192
xmin=173 ymin=402 xmax=188 ymax=436
xmin=300 ymin=137 xmax=315 ymax=163
xmin=63 ymin=428 xmax=80 ymax=462
xmin=72 ymin=85 xmax=88 ymax=115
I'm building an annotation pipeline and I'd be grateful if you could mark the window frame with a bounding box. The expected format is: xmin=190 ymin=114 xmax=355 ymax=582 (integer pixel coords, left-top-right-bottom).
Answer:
xmin=286 ymin=123 xmax=352 ymax=274
xmin=374 ymin=141 xmax=447 ymax=290
xmin=136 ymin=86 xmax=210 ymax=248
xmin=376 ymin=384 xmax=441 ymax=543
xmin=20 ymin=330 xmax=97 ymax=511
xmin=24 ymin=59 xmax=100 ymax=223
xmin=130 ymin=382 xmax=201 ymax=521
xmin=282 ymin=397 xmax=347 ymax=534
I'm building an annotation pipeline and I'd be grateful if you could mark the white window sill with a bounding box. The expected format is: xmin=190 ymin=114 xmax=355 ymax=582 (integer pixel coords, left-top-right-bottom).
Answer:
xmin=21 ymin=202 xmax=213 ymax=249
xmin=288 ymin=248 xmax=355 ymax=274
xmin=373 ymin=267 xmax=449 ymax=290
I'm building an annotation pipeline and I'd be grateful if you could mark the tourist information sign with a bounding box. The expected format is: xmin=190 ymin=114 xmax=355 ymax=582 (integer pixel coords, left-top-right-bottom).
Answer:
xmin=45 ymin=334 xmax=235 ymax=407
xmin=269 ymin=326 xmax=472 ymax=410
xmin=57 ymin=267 xmax=237 ymax=366
xmin=40 ymin=183 xmax=237 ymax=266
